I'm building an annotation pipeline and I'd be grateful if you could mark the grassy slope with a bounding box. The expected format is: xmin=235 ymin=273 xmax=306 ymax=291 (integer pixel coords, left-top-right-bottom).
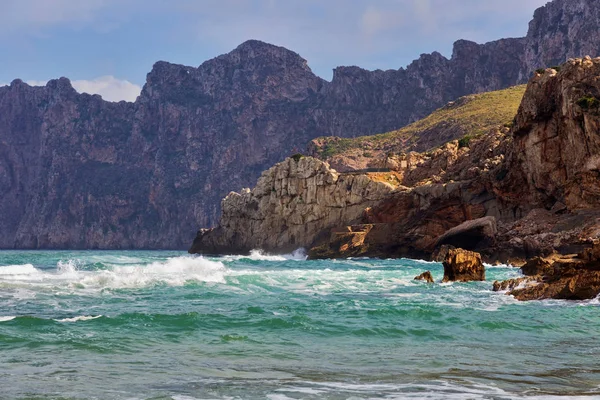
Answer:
xmin=315 ymin=85 xmax=526 ymax=158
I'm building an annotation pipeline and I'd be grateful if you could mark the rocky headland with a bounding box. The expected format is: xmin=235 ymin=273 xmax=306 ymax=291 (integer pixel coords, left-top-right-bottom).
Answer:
xmin=1 ymin=0 xmax=600 ymax=249
xmin=191 ymin=56 xmax=600 ymax=300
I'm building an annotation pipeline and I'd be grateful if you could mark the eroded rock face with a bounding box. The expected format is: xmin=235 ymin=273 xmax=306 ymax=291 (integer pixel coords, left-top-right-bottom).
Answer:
xmin=189 ymin=157 xmax=394 ymax=254
xmin=512 ymin=57 xmax=600 ymax=210
xmin=525 ymin=0 xmax=600 ymax=73
xmin=442 ymin=249 xmax=486 ymax=282
xmin=494 ymin=242 xmax=600 ymax=301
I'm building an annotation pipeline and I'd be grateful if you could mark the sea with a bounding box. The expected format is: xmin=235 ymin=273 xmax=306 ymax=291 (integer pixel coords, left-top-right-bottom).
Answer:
xmin=0 ymin=250 xmax=599 ymax=400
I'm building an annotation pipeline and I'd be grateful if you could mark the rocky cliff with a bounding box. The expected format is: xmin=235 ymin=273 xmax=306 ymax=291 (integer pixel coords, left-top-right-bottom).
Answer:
xmin=189 ymin=156 xmax=395 ymax=254
xmin=192 ymin=57 xmax=600 ymax=263
xmin=2 ymin=0 xmax=600 ymax=249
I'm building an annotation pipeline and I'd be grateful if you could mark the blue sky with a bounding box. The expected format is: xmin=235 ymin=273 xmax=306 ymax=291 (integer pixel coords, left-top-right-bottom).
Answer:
xmin=0 ymin=0 xmax=549 ymax=102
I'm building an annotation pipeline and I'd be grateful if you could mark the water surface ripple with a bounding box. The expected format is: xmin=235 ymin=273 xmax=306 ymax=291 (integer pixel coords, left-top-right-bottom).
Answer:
xmin=0 ymin=250 xmax=599 ymax=399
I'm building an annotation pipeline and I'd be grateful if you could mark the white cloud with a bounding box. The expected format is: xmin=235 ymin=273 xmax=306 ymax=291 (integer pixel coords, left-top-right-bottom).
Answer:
xmin=71 ymin=76 xmax=141 ymax=102
xmin=26 ymin=76 xmax=141 ymax=102
xmin=26 ymin=80 xmax=48 ymax=87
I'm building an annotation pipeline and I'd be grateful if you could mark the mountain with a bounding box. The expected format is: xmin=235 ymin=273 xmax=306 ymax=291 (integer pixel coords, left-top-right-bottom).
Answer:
xmin=1 ymin=0 xmax=600 ymax=249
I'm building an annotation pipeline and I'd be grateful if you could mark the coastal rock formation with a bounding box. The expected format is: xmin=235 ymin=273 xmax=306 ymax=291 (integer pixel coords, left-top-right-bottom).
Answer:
xmin=2 ymin=0 xmax=600 ymax=249
xmin=306 ymin=57 xmax=600 ymax=262
xmin=442 ymin=249 xmax=485 ymax=282
xmin=494 ymin=242 xmax=600 ymax=300
xmin=414 ymin=271 xmax=434 ymax=283
xmin=189 ymin=157 xmax=394 ymax=254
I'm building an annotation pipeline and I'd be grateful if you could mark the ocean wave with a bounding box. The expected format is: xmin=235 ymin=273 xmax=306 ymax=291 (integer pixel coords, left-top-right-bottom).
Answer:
xmin=0 ymin=316 xmax=16 ymax=322
xmin=55 ymin=315 xmax=103 ymax=323
xmin=0 ymin=256 xmax=228 ymax=290
xmin=224 ymin=249 xmax=308 ymax=262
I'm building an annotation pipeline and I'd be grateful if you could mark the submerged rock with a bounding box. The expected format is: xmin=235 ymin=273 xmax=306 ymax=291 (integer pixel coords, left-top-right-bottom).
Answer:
xmin=414 ymin=271 xmax=435 ymax=283
xmin=442 ymin=248 xmax=485 ymax=282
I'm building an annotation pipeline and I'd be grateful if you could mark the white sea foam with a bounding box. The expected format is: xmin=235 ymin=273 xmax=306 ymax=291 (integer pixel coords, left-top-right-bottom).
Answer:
xmin=408 ymin=258 xmax=439 ymax=265
xmin=0 ymin=316 xmax=16 ymax=322
xmin=0 ymin=264 xmax=39 ymax=276
xmin=225 ymin=248 xmax=308 ymax=262
xmin=55 ymin=315 xmax=103 ymax=322
xmin=0 ymin=256 xmax=228 ymax=290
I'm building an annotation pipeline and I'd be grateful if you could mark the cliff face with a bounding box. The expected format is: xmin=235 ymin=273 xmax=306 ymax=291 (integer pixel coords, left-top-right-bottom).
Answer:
xmin=525 ymin=0 xmax=600 ymax=72
xmin=193 ymin=58 xmax=600 ymax=262
xmin=189 ymin=157 xmax=394 ymax=254
xmin=511 ymin=57 xmax=600 ymax=211
xmin=3 ymin=0 xmax=600 ymax=249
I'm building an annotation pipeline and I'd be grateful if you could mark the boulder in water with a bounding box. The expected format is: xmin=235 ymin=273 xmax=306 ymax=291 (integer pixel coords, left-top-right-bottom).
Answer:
xmin=414 ymin=271 xmax=434 ymax=283
xmin=442 ymin=248 xmax=485 ymax=282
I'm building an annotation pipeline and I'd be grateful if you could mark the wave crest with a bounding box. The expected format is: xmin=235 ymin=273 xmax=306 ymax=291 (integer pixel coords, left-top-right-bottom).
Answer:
xmin=0 ymin=256 xmax=227 ymax=290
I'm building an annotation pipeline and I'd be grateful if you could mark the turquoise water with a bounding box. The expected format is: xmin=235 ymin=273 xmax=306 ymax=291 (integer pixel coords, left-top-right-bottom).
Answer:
xmin=1 ymin=250 xmax=599 ymax=399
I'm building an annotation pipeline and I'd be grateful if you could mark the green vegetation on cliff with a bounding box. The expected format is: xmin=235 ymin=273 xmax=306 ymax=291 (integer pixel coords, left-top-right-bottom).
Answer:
xmin=313 ymin=85 xmax=526 ymax=159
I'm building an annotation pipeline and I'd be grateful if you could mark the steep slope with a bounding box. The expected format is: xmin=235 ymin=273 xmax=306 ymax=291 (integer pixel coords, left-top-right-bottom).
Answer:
xmin=2 ymin=0 xmax=600 ymax=249
xmin=309 ymin=85 xmax=526 ymax=171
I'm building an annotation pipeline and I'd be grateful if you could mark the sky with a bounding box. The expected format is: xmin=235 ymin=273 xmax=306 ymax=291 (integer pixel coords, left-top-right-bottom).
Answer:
xmin=0 ymin=0 xmax=550 ymax=102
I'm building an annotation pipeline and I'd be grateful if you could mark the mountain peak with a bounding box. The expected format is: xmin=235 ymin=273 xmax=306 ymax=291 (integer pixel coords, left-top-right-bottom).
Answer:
xmin=215 ymin=39 xmax=313 ymax=73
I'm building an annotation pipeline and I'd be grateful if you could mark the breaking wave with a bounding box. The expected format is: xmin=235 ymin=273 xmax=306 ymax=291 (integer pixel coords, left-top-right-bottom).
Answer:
xmin=0 ymin=256 xmax=227 ymax=290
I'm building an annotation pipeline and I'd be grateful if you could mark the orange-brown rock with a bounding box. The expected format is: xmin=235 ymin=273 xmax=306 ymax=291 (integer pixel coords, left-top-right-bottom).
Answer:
xmin=495 ymin=241 xmax=600 ymax=300
xmin=510 ymin=270 xmax=600 ymax=301
xmin=442 ymin=249 xmax=485 ymax=282
xmin=492 ymin=277 xmax=538 ymax=292
xmin=308 ymin=225 xmax=373 ymax=259
xmin=414 ymin=271 xmax=435 ymax=283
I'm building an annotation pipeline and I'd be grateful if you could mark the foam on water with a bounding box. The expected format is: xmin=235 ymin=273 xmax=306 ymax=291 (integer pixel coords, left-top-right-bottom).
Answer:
xmin=2 ymin=250 xmax=600 ymax=399
xmin=0 ymin=264 xmax=39 ymax=277
xmin=0 ymin=256 xmax=227 ymax=290
xmin=55 ymin=315 xmax=103 ymax=322
xmin=224 ymin=248 xmax=308 ymax=262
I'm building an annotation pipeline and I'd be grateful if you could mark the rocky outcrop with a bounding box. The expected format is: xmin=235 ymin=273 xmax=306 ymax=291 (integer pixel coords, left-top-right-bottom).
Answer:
xmin=442 ymin=249 xmax=486 ymax=282
xmin=494 ymin=242 xmax=600 ymax=301
xmin=189 ymin=157 xmax=394 ymax=254
xmin=414 ymin=271 xmax=434 ymax=283
xmin=3 ymin=0 xmax=600 ymax=249
xmin=511 ymin=57 xmax=600 ymax=211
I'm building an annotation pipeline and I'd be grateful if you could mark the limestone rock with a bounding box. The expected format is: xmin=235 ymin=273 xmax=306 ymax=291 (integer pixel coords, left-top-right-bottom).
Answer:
xmin=511 ymin=270 xmax=600 ymax=301
xmin=496 ymin=243 xmax=600 ymax=301
xmin=414 ymin=271 xmax=434 ymax=283
xmin=442 ymin=249 xmax=485 ymax=282
xmin=189 ymin=157 xmax=394 ymax=254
